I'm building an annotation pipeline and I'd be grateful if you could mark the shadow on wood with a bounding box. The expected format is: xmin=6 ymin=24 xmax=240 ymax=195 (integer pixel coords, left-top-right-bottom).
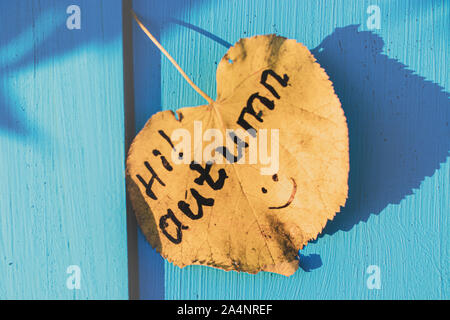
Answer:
xmin=310 ymin=25 xmax=450 ymax=236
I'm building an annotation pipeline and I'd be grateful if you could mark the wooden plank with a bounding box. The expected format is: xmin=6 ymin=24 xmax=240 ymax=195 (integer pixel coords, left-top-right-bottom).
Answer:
xmin=131 ymin=0 xmax=165 ymax=300
xmin=0 ymin=0 xmax=128 ymax=299
xmin=123 ymin=0 xmax=139 ymax=301
xmin=134 ymin=0 xmax=448 ymax=299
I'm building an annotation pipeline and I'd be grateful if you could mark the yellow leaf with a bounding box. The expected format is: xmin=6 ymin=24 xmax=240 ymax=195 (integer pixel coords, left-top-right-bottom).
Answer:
xmin=126 ymin=34 xmax=349 ymax=276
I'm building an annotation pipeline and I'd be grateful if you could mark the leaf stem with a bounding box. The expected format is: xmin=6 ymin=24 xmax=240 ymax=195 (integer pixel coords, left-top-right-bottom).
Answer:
xmin=131 ymin=10 xmax=214 ymax=105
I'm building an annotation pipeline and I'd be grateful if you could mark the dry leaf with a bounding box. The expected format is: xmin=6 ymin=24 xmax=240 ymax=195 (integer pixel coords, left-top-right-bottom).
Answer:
xmin=126 ymin=35 xmax=349 ymax=276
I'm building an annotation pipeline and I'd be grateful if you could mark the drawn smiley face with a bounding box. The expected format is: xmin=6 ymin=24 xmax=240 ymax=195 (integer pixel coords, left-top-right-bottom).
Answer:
xmin=261 ymin=174 xmax=297 ymax=209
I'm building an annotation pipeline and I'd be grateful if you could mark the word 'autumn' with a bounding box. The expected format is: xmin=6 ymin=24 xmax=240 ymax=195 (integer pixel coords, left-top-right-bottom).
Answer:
xmin=136 ymin=69 xmax=289 ymax=244
xmin=170 ymin=122 xmax=279 ymax=175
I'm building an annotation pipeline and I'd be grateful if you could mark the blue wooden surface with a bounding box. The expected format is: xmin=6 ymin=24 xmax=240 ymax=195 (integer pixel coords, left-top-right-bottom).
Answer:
xmin=131 ymin=0 xmax=165 ymax=300
xmin=133 ymin=0 xmax=449 ymax=299
xmin=0 ymin=0 xmax=128 ymax=299
xmin=0 ymin=0 xmax=447 ymax=300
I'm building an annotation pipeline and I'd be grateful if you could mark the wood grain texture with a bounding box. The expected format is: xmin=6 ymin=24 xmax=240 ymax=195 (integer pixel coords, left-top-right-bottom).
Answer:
xmin=0 ymin=0 xmax=128 ymax=299
xmin=132 ymin=0 xmax=448 ymax=299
